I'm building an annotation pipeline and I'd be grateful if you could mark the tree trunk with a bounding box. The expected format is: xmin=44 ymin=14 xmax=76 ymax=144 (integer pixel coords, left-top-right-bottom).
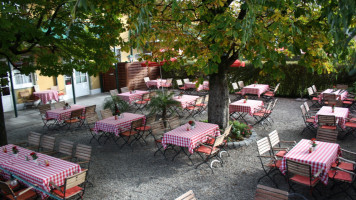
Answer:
xmin=0 ymin=95 xmax=8 ymax=145
xmin=208 ymin=64 xmax=229 ymax=129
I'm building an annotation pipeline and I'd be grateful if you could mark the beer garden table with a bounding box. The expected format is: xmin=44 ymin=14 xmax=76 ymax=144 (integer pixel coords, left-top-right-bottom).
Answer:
xmin=33 ymin=90 xmax=59 ymax=104
xmin=240 ymin=84 xmax=269 ymax=98
xmin=117 ymin=90 xmax=149 ymax=104
xmin=229 ymin=99 xmax=264 ymax=124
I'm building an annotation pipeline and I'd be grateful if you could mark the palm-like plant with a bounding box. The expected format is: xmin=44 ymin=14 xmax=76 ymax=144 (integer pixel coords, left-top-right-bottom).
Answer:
xmin=147 ymin=91 xmax=180 ymax=121
xmin=103 ymin=95 xmax=129 ymax=115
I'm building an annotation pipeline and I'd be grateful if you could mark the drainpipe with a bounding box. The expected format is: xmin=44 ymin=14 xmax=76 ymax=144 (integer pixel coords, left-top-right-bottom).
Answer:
xmin=8 ymin=61 xmax=17 ymax=117
xmin=114 ymin=46 xmax=120 ymax=91
xmin=129 ymin=30 xmax=133 ymax=56
xmin=71 ymin=74 xmax=76 ymax=104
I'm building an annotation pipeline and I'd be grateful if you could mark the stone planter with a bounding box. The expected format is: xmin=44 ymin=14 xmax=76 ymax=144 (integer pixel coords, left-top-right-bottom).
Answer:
xmin=226 ymin=129 xmax=258 ymax=148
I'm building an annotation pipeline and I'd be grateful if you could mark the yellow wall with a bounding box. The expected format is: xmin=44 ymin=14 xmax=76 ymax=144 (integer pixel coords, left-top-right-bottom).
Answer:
xmin=90 ymin=75 xmax=100 ymax=89
xmin=35 ymin=71 xmax=55 ymax=91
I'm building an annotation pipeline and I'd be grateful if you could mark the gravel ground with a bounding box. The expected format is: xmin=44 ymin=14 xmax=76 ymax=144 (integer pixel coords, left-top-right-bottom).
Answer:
xmin=4 ymin=92 xmax=355 ymax=200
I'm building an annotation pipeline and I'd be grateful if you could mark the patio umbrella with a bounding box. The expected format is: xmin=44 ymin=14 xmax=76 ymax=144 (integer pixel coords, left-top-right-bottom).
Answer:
xmin=230 ymin=59 xmax=246 ymax=67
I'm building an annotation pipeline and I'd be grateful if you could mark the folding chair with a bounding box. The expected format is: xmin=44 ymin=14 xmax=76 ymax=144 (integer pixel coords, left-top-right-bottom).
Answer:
xmin=256 ymin=137 xmax=281 ymax=187
xmin=120 ymin=87 xmax=129 ymax=93
xmin=16 ymin=131 xmax=41 ymax=151
xmin=100 ymin=109 xmax=113 ymax=119
xmin=19 ymin=90 xmax=36 ymax=109
xmin=183 ymin=78 xmax=190 ymax=84
xmin=343 ymin=118 xmax=356 ymax=139
xmin=85 ymin=113 xmax=101 ymax=144
xmin=205 ymin=124 xmax=232 ymax=158
xmin=268 ymin=130 xmax=296 ymax=158
xmin=55 ymin=140 xmax=74 ymax=160
xmin=238 ymin=81 xmax=245 ymax=89
xmin=133 ymin=93 xmax=149 ymax=114
xmin=53 ymin=101 xmax=65 ymax=109
xmin=151 ymin=120 xmax=168 ymax=158
xmin=0 ymin=181 xmax=37 ymax=200
xmin=307 ymin=87 xmax=321 ymax=108
xmin=312 ymin=85 xmax=322 ymax=95
xmin=134 ymin=115 xmax=156 ymax=142
xmin=253 ymin=101 xmax=273 ymax=127
xmin=50 ymin=170 xmax=87 ymax=199
xmin=109 ymin=89 xmax=118 ymax=96
xmin=51 ymin=85 xmax=65 ymax=101
xmin=167 ymin=116 xmax=181 ymax=130
xmin=80 ymin=105 xmax=96 ymax=126
xmin=317 ymin=115 xmax=337 ymax=130
xmin=38 ymin=135 xmax=56 ymax=155
xmin=300 ymin=105 xmax=317 ymax=135
xmin=316 ymin=128 xmax=338 ymax=143
xmin=328 ymin=167 xmax=356 ymax=200
xmin=38 ymin=104 xmax=56 ymax=129
xmin=303 ymin=102 xmax=318 ymax=119
xmin=322 ymin=93 xmax=336 ymax=106
xmin=162 ymin=78 xmax=173 ymax=89
xmin=232 ymin=82 xmax=242 ymax=100
xmin=184 ymin=97 xmax=203 ymax=119
xmin=175 ymin=190 xmax=196 ymax=200
xmin=255 ymin=184 xmax=308 ymax=200
xmin=64 ymin=109 xmax=83 ymax=130
xmin=73 ymin=144 xmax=93 ymax=187
xmin=285 ymin=159 xmax=321 ymax=197
xmin=176 ymin=79 xmax=186 ymax=93
xmin=118 ymin=118 xmax=143 ymax=149
xmin=263 ymin=83 xmax=280 ymax=101
xmin=195 ymin=95 xmax=208 ymax=115
xmin=194 ymin=134 xmax=225 ymax=172
xmin=331 ymin=148 xmax=356 ymax=172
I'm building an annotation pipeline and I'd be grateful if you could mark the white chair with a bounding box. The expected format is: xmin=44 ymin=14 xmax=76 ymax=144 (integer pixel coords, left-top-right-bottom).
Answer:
xmin=144 ymin=77 xmax=150 ymax=83
xmin=183 ymin=78 xmax=190 ymax=83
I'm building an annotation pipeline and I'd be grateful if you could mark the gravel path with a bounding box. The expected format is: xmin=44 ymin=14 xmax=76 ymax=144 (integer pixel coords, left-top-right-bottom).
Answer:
xmin=4 ymin=93 xmax=355 ymax=200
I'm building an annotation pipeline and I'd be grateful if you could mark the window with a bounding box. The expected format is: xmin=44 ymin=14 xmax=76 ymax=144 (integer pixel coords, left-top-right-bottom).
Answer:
xmin=0 ymin=72 xmax=10 ymax=96
xmin=12 ymin=69 xmax=33 ymax=89
xmin=75 ymin=71 xmax=87 ymax=84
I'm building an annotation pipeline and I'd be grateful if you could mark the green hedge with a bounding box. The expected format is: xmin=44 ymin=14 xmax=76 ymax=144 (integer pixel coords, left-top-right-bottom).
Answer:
xmin=162 ymin=64 xmax=356 ymax=98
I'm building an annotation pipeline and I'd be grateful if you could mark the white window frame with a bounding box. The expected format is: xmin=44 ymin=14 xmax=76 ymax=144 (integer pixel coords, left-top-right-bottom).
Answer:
xmin=12 ymin=69 xmax=34 ymax=89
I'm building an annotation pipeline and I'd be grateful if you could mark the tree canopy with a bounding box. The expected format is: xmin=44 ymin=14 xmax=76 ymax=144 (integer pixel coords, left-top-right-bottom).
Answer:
xmin=0 ymin=0 xmax=130 ymax=76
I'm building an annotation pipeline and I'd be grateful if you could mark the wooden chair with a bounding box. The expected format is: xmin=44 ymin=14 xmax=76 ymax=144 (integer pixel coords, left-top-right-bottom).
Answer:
xmin=118 ymin=118 xmax=143 ymax=149
xmin=336 ymin=84 xmax=348 ymax=90
xmin=100 ymin=109 xmax=113 ymax=119
xmin=134 ymin=115 xmax=156 ymax=142
xmin=300 ymin=105 xmax=317 ymax=135
xmin=39 ymin=135 xmax=56 ymax=155
xmin=85 ymin=113 xmax=101 ymax=144
xmin=151 ymin=120 xmax=168 ymax=158
xmin=162 ymin=78 xmax=173 ymax=89
xmin=50 ymin=170 xmax=87 ymax=200
xmin=143 ymin=77 xmax=150 ymax=83
xmin=316 ymin=128 xmax=338 ymax=143
xmin=176 ymin=79 xmax=185 ymax=92
xmin=232 ymin=82 xmax=242 ymax=100
xmin=263 ymin=83 xmax=280 ymax=99
xmin=16 ymin=131 xmax=42 ymax=151
xmin=51 ymin=85 xmax=65 ymax=100
xmin=53 ymin=101 xmax=65 ymax=109
xmin=303 ymin=102 xmax=318 ymax=118
xmin=84 ymin=105 xmax=96 ymax=116
xmin=322 ymin=93 xmax=336 ymax=105
xmin=175 ymin=190 xmax=196 ymax=200
xmin=327 ymin=99 xmax=344 ymax=107
xmin=0 ymin=181 xmax=37 ymax=200
xmin=194 ymin=134 xmax=225 ymax=172
xmin=133 ymin=93 xmax=149 ymax=114
xmin=19 ymin=91 xmax=35 ymax=109
xmin=286 ymin=159 xmax=321 ymax=197
xmin=331 ymin=148 xmax=356 ymax=172
xmin=38 ymin=104 xmax=55 ymax=129
xmin=328 ymin=166 xmax=355 ymax=199
xmin=33 ymin=84 xmax=40 ymax=92
xmin=317 ymin=115 xmax=337 ymax=130
xmin=254 ymin=184 xmax=288 ymax=200
xmin=205 ymin=124 xmax=232 ymax=159
xmin=312 ymin=85 xmax=322 ymax=94
xmin=183 ymin=78 xmax=190 ymax=84
xmin=167 ymin=116 xmax=181 ymax=130
xmin=56 ymin=140 xmax=74 ymax=160
xmin=109 ymin=89 xmax=118 ymax=96
xmin=307 ymin=87 xmax=321 ymax=108
xmin=73 ymin=144 xmax=92 ymax=175
xmin=64 ymin=109 xmax=83 ymax=130
xmin=256 ymin=137 xmax=281 ymax=187
xmin=184 ymin=97 xmax=203 ymax=118
xmin=268 ymin=130 xmax=296 ymax=158
xmin=120 ymin=87 xmax=129 ymax=93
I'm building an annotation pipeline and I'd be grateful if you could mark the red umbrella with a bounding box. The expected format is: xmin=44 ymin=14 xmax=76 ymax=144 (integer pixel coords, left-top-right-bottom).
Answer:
xmin=230 ymin=60 xmax=245 ymax=67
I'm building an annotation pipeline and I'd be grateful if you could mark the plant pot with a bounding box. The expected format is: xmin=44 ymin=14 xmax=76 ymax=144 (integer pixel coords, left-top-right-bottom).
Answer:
xmin=32 ymin=159 xmax=37 ymax=163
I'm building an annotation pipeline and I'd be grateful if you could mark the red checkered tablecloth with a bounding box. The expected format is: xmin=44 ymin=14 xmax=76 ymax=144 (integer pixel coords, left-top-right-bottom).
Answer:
xmin=117 ymin=90 xmax=149 ymax=104
xmin=184 ymin=81 xmax=209 ymax=91
xmin=94 ymin=112 xmax=146 ymax=136
xmin=146 ymin=80 xmax=171 ymax=88
xmin=279 ymin=139 xmax=340 ymax=185
xmin=46 ymin=105 xmax=86 ymax=121
xmin=240 ymin=84 xmax=269 ymax=97
xmin=173 ymin=95 xmax=199 ymax=108
xmin=162 ymin=122 xmax=220 ymax=154
xmin=318 ymin=89 xmax=349 ymax=103
xmin=33 ymin=90 xmax=59 ymax=104
xmin=229 ymin=99 xmax=264 ymax=116
xmin=314 ymin=106 xmax=349 ymax=129
xmin=0 ymin=144 xmax=81 ymax=199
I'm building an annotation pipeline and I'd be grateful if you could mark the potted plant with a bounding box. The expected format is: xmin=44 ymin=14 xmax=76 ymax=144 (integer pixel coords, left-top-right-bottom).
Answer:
xmin=229 ymin=121 xmax=252 ymax=141
xmin=103 ymin=95 xmax=129 ymax=115
xmin=147 ymin=91 xmax=180 ymax=124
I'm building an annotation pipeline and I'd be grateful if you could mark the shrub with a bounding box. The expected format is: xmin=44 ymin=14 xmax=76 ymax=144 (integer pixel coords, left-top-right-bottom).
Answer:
xmin=229 ymin=120 xmax=252 ymax=141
